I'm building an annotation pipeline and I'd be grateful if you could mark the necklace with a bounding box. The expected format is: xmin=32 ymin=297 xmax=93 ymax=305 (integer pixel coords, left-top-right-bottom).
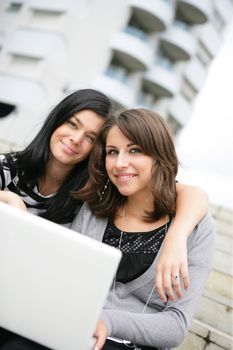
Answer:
xmin=111 ymin=203 xmax=126 ymax=307
xmin=112 ymin=203 xmax=167 ymax=313
xmin=109 ymin=203 xmax=168 ymax=347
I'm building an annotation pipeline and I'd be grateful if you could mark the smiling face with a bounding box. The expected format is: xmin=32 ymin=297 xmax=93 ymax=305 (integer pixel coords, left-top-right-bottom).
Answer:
xmin=105 ymin=126 xmax=154 ymax=199
xmin=49 ymin=109 xmax=105 ymax=169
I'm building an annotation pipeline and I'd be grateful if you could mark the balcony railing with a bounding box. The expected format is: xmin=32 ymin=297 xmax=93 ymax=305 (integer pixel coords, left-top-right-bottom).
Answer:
xmin=129 ymin=0 xmax=174 ymax=32
xmin=176 ymin=0 xmax=211 ymax=24
xmin=111 ymin=27 xmax=154 ymax=70
xmin=123 ymin=26 xmax=150 ymax=43
xmin=143 ymin=62 xmax=181 ymax=97
xmin=159 ymin=24 xmax=197 ymax=60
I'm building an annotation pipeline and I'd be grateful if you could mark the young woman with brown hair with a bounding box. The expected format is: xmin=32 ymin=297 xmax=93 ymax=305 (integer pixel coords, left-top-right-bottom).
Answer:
xmin=72 ymin=108 xmax=215 ymax=350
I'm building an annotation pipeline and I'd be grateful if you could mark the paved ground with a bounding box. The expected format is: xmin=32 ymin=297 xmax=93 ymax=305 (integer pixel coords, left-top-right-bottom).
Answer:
xmin=177 ymin=204 xmax=233 ymax=350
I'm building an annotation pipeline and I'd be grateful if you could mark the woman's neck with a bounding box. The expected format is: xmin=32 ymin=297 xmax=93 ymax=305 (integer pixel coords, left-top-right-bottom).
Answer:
xmin=115 ymin=196 xmax=168 ymax=233
xmin=38 ymin=159 xmax=73 ymax=196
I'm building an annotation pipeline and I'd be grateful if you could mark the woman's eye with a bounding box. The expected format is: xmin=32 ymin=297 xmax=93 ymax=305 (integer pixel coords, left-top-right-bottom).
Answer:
xmin=86 ymin=135 xmax=95 ymax=144
xmin=130 ymin=148 xmax=141 ymax=154
xmin=106 ymin=149 xmax=117 ymax=156
xmin=67 ymin=120 xmax=77 ymax=129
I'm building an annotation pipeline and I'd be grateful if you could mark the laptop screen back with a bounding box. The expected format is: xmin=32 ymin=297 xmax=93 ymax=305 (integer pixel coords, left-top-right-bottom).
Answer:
xmin=0 ymin=202 xmax=121 ymax=350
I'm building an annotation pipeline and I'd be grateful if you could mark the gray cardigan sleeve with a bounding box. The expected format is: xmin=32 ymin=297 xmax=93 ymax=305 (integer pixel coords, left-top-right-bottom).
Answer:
xmin=70 ymin=202 xmax=108 ymax=240
xmin=100 ymin=214 xmax=216 ymax=348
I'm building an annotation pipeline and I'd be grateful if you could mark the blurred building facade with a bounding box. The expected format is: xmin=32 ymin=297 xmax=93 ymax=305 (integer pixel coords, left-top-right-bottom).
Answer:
xmin=0 ymin=2 xmax=233 ymax=349
xmin=0 ymin=0 xmax=233 ymax=147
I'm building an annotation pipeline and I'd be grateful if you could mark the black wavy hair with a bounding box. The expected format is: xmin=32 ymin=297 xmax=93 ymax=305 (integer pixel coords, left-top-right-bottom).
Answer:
xmin=5 ymin=89 xmax=113 ymax=223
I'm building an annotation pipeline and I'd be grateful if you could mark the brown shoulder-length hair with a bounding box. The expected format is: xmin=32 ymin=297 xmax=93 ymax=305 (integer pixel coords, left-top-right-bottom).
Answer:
xmin=74 ymin=108 xmax=179 ymax=221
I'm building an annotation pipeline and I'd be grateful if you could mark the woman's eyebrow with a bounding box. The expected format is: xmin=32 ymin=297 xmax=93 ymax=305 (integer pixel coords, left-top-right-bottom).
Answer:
xmin=106 ymin=143 xmax=136 ymax=148
xmin=105 ymin=145 xmax=117 ymax=149
xmin=72 ymin=116 xmax=81 ymax=124
xmin=72 ymin=116 xmax=98 ymax=136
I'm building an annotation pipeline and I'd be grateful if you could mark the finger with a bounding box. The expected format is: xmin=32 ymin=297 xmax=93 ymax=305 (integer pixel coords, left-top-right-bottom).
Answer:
xmin=155 ymin=269 xmax=167 ymax=302
xmin=93 ymin=330 xmax=107 ymax=350
xmin=93 ymin=337 xmax=99 ymax=350
xmin=180 ymin=264 xmax=190 ymax=290
xmin=162 ymin=268 xmax=177 ymax=302
xmin=171 ymin=268 xmax=183 ymax=299
xmin=94 ymin=335 xmax=105 ymax=350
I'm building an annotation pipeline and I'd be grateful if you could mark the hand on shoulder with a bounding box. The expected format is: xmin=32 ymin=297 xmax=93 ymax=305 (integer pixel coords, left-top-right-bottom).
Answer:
xmin=155 ymin=233 xmax=189 ymax=302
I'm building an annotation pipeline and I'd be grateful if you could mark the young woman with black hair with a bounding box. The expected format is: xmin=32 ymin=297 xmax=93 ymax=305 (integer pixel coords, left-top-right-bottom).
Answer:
xmin=0 ymin=88 xmax=112 ymax=225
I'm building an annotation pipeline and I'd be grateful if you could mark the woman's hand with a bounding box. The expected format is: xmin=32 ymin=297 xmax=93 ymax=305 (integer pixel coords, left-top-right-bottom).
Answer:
xmin=155 ymin=183 xmax=208 ymax=302
xmin=155 ymin=234 xmax=189 ymax=303
xmin=93 ymin=320 xmax=108 ymax=350
xmin=0 ymin=191 xmax=27 ymax=211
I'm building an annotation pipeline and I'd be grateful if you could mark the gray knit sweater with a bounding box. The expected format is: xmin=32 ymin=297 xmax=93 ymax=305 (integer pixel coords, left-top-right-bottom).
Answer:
xmin=71 ymin=203 xmax=216 ymax=349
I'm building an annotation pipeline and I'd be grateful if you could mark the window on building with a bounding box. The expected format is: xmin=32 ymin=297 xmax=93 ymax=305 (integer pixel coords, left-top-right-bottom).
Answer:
xmin=31 ymin=9 xmax=64 ymax=19
xmin=8 ymin=54 xmax=42 ymax=75
xmin=28 ymin=9 xmax=64 ymax=28
xmin=128 ymin=13 xmax=149 ymax=33
xmin=110 ymin=55 xmax=132 ymax=75
xmin=6 ymin=2 xmax=22 ymax=13
xmin=137 ymin=88 xmax=160 ymax=109
xmin=0 ymin=102 xmax=16 ymax=119
xmin=175 ymin=7 xmax=190 ymax=26
xmin=180 ymin=78 xmax=198 ymax=103
xmin=196 ymin=41 xmax=213 ymax=67
xmin=156 ymin=47 xmax=176 ymax=65
xmin=7 ymin=54 xmax=42 ymax=76
xmin=105 ymin=64 xmax=127 ymax=83
xmin=123 ymin=25 xmax=149 ymax=43
xmin=212 ymin=9 xmax=225 ymax=31
xmin=166 ymin=114 xmax=181 ymax=136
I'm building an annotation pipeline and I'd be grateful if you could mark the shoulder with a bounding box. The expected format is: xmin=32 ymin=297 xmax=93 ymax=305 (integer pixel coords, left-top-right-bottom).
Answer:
xmin=70 ymin=204 xmax=83 ymax=232
xmin=75 ymin=202 xmax=93 ymax=221
xmin=70 ymin=202 xmax=108 ymax=240
xmin=195 ymin=212 xmax=216 ymax=238
xmin=188 ymin=213 xmax=215 ymax=240
xmin=187 ymin=212 xmax=216 ymax=266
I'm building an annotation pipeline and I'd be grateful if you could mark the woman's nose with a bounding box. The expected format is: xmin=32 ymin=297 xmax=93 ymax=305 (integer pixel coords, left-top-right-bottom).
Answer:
xmin=70 ymin=131 xmax=84 ymax=144
xmin=115 ymin=152 xmax=129 ymax=168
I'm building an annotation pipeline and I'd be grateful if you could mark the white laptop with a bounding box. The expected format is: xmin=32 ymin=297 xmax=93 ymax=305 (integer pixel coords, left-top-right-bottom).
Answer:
xmin=0 ymin=201 xmax=121 ymax=350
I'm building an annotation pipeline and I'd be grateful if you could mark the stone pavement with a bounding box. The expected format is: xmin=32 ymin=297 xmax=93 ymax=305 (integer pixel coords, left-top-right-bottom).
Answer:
xmin=177 ymin=204 xmax=233 ymax=350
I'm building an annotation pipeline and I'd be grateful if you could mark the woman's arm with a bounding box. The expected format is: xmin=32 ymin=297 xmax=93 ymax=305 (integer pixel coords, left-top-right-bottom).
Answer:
xmin=95 ymin=215 xmax=215 ymax=348
xmin=155 ymin=183 xmax=209 ymax=302
xmin=0 ymin=190 xmax=27 ymax=211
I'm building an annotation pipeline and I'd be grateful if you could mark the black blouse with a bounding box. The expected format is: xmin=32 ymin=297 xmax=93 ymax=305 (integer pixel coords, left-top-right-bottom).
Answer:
xmin=103 ymin=220 xmax=171 ymax=283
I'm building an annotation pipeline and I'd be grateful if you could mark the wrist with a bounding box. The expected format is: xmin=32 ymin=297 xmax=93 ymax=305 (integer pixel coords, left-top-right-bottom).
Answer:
xmin=166 ymin=224 xmax=189 ymax=240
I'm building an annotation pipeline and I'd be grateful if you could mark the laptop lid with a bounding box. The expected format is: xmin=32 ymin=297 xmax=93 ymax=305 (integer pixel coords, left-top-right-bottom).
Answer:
xmin=0 ymin=202 xmax=121 ymax=350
